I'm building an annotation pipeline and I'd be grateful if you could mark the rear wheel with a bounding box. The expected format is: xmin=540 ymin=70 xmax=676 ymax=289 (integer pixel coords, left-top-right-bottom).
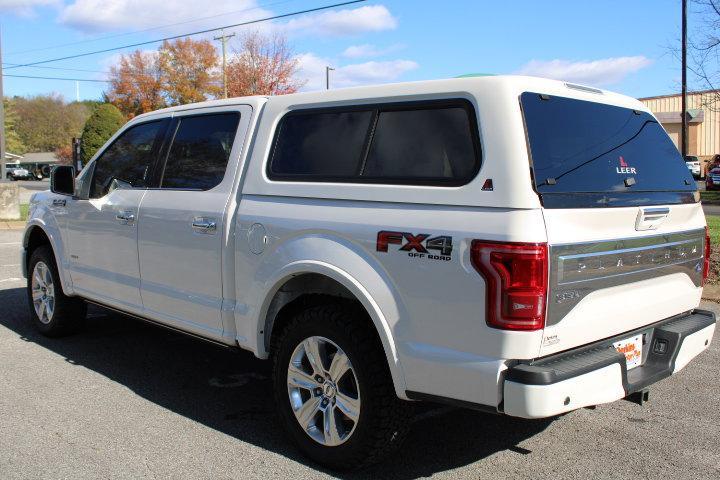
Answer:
xmin=27 ymin=246 xmax=86 ymax=336
xmin=272 ymin=300 xmax=410 ymax=470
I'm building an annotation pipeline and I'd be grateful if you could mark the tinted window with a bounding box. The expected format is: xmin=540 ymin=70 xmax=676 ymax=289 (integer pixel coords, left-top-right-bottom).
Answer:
xmin=362 ymin=107 xmax=477 ymax=180
xmin=90 ymin=121 xmax=163 ymax=199
xmin=521 ymin=92 xmax=696 ymax=200
xmin=270 ymin=111 xmax=373 ymax=177
xmin=161 ymin=113 xmax=240 ymax=190
xmin=268 ymin=100 xmax=481 ymax=185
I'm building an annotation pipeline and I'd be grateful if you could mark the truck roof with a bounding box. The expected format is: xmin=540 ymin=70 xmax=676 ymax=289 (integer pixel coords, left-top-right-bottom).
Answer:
xmin=133 ymin=75 xmax=647 ymax=120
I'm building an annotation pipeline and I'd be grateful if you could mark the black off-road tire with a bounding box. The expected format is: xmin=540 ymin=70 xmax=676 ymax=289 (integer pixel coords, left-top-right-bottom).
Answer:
xmin=272 ymin=299 xmax=411 ymax=471
xmin=27 ymin=245 xmax=87 ymax=337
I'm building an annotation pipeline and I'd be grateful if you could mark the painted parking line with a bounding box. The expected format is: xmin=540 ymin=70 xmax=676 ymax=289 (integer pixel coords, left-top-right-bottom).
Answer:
xmin=0 ymin=242 xmax=21 ymax=246
xmin=0 ymin=277 xmax=23 ymax=283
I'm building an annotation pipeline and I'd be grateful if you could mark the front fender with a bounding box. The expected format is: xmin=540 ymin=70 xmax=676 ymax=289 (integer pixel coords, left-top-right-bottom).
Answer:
xmin=23 ymin=200 xmax=74 ymax=295
xmin=237 ymin=234 xmax=409 ymax=398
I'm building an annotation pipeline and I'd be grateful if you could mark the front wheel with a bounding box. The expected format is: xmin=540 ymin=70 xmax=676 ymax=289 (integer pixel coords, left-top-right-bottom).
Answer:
xmin=27 ymin=245 xmax=86 ymax=336
xmin=272 ymin=300 xmax=410 ymax=470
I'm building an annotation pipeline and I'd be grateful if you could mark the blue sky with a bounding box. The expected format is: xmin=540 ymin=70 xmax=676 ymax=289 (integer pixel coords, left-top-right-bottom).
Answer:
xmin=0 ymin=0 xmax=700 ymax=101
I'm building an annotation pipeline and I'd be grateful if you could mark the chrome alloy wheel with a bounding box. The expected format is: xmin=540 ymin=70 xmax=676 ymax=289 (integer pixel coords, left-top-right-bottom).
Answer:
xmin=287 ymin=336 xmax=361 ymax=447
xmin=31 ymin=261 xmax=55 ymax=324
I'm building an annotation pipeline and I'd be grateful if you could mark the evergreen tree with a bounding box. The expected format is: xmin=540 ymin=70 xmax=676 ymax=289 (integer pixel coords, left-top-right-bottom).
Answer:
xmin=79 ymin=104 xmax=126 ymax=162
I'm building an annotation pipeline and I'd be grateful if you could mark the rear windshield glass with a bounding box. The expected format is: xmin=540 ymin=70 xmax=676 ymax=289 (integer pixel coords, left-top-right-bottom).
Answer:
xmin=521 ymin=92 xmax=696 ymax=204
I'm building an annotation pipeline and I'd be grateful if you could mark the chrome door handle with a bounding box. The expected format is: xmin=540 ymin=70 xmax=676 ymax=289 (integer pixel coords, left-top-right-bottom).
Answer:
xmin=116 ymin=211 xmax=136 ymax=225
xmin=192 ymin=218 xmax=217 ymax=234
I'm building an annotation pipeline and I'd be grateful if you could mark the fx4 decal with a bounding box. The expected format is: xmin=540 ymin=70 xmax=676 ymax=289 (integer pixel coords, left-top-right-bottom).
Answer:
xmin=376 ymin=231 xmax=453 ymax=261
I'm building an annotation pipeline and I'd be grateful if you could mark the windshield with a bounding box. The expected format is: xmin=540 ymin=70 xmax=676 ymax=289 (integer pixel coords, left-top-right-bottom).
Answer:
xmin=521 ymin=92 xmax=696 ymax=208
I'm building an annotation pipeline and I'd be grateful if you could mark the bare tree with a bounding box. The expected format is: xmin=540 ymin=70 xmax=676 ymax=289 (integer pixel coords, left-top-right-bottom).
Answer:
xmin=678 ymin=1 xmax=720 ymax=110
xmin=226 ymin=31 xmax=305 ymax=97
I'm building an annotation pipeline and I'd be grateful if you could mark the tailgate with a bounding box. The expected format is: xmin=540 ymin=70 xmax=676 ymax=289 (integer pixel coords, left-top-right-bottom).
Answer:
xmin=540 ymin=203 xmax=705 ymax=356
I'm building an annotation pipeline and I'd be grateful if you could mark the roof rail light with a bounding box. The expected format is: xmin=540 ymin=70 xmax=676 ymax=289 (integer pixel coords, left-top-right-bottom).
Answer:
xmin=564 ymin=82 xmax=603 ymax=95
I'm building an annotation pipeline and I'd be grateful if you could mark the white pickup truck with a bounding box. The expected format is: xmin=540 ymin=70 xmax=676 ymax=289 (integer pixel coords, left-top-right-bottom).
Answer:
xmin=23 ymin=76 xmax=716 ymax=470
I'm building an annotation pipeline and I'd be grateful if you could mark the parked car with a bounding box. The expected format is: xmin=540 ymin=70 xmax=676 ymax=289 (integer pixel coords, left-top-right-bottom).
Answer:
xmin=22 ymin=76 xmax=715 ymax=470
xmin=685 ymin=155 xmax=702 ymax=178
xmin=7 ymin=167 xmax=33 ymax=181
xmin=706 ymin=167 xmax=720 ymax=190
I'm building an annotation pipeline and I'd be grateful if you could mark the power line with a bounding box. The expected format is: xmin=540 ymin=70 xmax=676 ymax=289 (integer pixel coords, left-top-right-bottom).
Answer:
xmin=2 ymin=62 xmax=108 ymax=74
xmin=5 ymin=0 xmax=365 ymax=70
xmin=2 ymin=74 xmax=109 ymax=82
xmin=5 ymin=0 xmax=299 ymax=57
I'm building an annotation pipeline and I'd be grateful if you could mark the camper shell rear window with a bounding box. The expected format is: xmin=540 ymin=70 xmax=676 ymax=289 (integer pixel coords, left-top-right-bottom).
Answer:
xmin=521 ymin=92 xmax=697 ymax=208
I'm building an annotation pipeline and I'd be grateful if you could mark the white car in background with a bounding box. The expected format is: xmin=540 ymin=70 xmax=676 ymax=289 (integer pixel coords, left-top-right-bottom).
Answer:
xmin=685 ymin=155 xmax=702 ymax=178
xmin=7 ymin=167 xmax=33 ymax=181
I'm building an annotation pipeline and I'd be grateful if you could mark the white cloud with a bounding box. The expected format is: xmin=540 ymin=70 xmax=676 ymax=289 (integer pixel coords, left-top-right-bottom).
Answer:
xmin=283 ymin=5 xmax=397 ymax=37
xmin=0 ymin=0 xmax=58 ymax=16
xmin=296 ymin=53 xmax=418 ymax=91
xmin=516 ymin=56 xmax=652 ymax=87
xmin=59 ymin=0 xmax=272 ymax=33
xmin=341 ymin=43 xmax=404 ymax=59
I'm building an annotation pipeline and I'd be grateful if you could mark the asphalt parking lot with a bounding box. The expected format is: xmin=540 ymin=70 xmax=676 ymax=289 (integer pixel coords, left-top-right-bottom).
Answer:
xmin=1 ymin=228 xmax=719 ymax=479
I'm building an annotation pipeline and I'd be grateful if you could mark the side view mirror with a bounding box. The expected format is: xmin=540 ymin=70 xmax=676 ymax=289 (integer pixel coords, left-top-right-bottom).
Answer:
xmin=50 ymin=165 xmax=76 ymax=196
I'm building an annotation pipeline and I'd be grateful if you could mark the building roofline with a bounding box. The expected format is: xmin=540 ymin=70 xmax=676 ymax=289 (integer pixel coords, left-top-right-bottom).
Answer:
xmin=638 ymin=88 xmax=720 ymax=101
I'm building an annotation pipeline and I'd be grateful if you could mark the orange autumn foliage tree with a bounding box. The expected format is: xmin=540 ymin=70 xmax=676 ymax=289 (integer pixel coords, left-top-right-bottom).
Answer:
xmin=54 ymin=144 xmax=74 ymax=166
xmin=158 ymin=38 xmax=221 ymax=105
xmin=105 ymin=50 xmax=165 ymax=118
xmin=106 ymin=39 xmax=220 ymax=117
xmin=226 ymin=32 xmax=304 ymax=97
xmin=106 ymin=35 xmax=303 ymax=117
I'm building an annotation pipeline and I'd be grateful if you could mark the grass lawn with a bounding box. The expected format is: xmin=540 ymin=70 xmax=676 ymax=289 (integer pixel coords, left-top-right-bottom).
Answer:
xmin=20 ymin=203 xmax=29 ymax=221
xmin=706 ymin=215 xmax=720 ymax=284
xmin=707 ymin=215 xmax=720 ymax=245
xmin=0 ymin=203 xmax=28 ymax=222
xmin=700 ymin=190 xmax=720 ymax=204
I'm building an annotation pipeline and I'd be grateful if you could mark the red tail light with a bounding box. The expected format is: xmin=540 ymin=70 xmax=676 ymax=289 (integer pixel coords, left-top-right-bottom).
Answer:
xmin=703 ymin=226 xmax=711 ymax=285
xmin=470 ymin=241 xmax=548 ymax=331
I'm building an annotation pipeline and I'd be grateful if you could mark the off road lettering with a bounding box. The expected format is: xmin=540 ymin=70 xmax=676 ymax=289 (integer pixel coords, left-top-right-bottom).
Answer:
xmin=376 ymin=231 xmax=453 ymax=259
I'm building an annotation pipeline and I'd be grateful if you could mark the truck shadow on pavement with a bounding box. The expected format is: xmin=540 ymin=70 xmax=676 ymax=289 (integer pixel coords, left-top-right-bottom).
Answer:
xmin=0 ymin=286 xmax=553 ymax=479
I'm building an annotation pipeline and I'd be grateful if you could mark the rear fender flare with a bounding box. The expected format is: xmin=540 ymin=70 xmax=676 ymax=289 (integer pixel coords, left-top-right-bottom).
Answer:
xmin=247 ymin=235 xmax=409 ymax=398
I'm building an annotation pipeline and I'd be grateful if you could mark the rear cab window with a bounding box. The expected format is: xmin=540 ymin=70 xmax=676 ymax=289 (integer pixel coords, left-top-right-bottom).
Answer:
xmin=268 ymin=99 xmax=481 ymax=186
xmin=159 ymin=112 xmax=240 ymax=190
xmin=521 ymin=92 xmax=697 ymax=208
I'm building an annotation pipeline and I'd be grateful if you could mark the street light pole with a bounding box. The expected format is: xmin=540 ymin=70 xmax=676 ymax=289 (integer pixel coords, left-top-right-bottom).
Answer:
xmin=681 ymin=0 xmax=688 ymax=158
xmin=326 ymin=66 xmax=335 ymax=90
xmin=214 ymin=30 xmax=236 ymax=99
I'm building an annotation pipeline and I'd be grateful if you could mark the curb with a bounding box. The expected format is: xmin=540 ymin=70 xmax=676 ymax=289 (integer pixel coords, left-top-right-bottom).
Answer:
xmin=0 ymin=221 xmax=25 ymax=230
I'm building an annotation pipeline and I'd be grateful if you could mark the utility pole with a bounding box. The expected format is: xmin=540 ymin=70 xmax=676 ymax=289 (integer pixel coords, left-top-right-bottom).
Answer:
xmin=326 ymin=66 xmax=335 ymax=90
xmin=0 ymin=26 xmax=6 ymax=181
xmin=214 ymin=30 xmax=235 ymax=99
xmin=681 ymin=0 xmax=688 ymax=158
